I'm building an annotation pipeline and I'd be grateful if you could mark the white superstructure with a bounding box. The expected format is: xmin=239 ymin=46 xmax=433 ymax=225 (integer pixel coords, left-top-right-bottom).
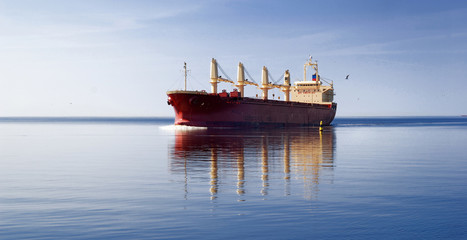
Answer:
xmin=290 ymin=57 xmax=334 ymax=104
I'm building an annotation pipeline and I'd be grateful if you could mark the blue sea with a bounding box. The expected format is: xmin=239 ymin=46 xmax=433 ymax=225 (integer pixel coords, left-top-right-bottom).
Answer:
xmin=1 ymin=117 xmax=467 ymax=239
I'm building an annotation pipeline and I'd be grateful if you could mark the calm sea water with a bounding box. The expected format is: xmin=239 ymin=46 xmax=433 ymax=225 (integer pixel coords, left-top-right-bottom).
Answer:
xmin=1 ymin=117 xmax=467 ymax=239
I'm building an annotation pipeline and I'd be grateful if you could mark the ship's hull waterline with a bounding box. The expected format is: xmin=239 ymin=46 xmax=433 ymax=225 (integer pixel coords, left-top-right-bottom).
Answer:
xmin=167 ymin=91 xmax=337 ymax=128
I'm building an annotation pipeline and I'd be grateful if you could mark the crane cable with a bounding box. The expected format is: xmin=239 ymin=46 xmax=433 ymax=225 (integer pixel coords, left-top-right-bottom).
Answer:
xmin=243 ymin=66 xmax=258 ymax=84
xmin=320 ymin=76 xmax=334 ymax=85
xmin=270 ymin=72 xmax=285 ymax=85
xmin=217 ymin=63 xmax=233 ymax=81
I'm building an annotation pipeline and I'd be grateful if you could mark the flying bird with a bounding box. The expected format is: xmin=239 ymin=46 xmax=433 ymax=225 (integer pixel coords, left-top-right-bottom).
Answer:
xmin=345 ymin=74 xmax=350 ymax=80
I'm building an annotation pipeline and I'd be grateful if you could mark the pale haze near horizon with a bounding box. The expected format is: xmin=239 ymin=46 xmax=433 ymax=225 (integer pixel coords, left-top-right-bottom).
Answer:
xmin=1 ymin=0 xmax=466 ymax=117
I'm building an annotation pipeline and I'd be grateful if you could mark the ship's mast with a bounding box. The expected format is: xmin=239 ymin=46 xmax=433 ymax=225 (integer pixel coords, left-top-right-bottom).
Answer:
xmin=260 ymin=66 xmax=271 ymax=100
xmin=184 ymin=62 xmax=187 ymax=91
xmin=304 ymin=56 xmax=319 ymax=84
xmin=236 ymin=62 xmax=246 ymax=98
xmin=282 ymin=70 xmax=291 ymax=102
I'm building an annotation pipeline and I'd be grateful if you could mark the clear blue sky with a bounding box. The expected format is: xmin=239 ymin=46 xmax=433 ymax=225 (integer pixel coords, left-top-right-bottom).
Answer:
xmin=1 ymin=0 xmax=466 ymax=117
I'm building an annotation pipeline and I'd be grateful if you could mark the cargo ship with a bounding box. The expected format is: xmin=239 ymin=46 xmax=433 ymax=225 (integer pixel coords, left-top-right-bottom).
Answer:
xmin=167 ymin=57 xmax=337 ymax=127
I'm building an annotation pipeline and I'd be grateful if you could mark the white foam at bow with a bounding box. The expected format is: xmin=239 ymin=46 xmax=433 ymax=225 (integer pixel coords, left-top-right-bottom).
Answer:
xmin=159 ymin=125 xmax=207 ymax=131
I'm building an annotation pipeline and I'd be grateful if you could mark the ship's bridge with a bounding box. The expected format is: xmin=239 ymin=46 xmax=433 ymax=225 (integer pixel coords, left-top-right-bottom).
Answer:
xmin=292 ymin=80 xmax=334 ymax=104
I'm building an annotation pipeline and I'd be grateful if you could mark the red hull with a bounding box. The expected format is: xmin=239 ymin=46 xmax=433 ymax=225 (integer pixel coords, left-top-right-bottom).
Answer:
xmin=167 ymin=91 xmax=337 ymax=127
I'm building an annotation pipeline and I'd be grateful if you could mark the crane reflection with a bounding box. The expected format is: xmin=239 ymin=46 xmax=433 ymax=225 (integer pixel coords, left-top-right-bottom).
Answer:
xmin=169 ymin=127 xmax=335 ymax=200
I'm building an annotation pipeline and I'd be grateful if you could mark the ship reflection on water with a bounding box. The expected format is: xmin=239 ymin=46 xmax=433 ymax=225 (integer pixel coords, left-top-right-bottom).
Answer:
xmin=169 ymin=127 xmax=335 ymax=200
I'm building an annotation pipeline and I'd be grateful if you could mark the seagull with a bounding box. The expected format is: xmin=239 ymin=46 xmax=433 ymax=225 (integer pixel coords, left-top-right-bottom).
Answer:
xmin=345 ymin=74 xmax=350 ymax=80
